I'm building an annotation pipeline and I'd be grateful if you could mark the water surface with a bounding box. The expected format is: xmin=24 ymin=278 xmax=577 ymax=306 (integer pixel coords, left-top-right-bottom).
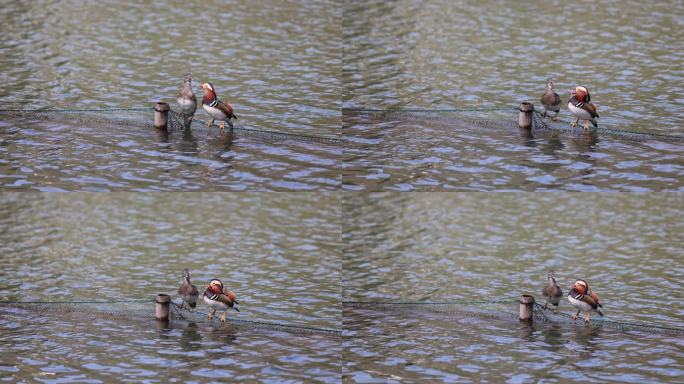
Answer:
xmin=0 ymin=115 xmax=340 ymax=191
xmin=343 ymin=112 xmax=684 ymax=191
xmin=0 ymin=193 xmax=341 ymax=383
xmin=342 ymin=0 xmax=684 ymax=191
xmin=342 ymin=193 xmax=684 ymax=382
xmin=0 ymin=0 xmax=341 ymax=191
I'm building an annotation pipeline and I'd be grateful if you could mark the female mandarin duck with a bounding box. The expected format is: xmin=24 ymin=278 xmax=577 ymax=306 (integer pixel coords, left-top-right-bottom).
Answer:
xmin=177 ymin=268 xmax=199 ymax=311
xmin=203 ymin=278 xmax=240 ymax=322
xmin=567 ymin=279 xmax=604 ymax=323
xmin=541 ymin=270 xmax=563 ymax=313
xmin=540 ymin=78 xmax=561 ymax=121
xmin=568 ymin=86 xmax=599 ymax=130
xmin=200 ymin=82 xmax=238 ymax=131
xmin=176 ymin=74 xmax=197 ymax=127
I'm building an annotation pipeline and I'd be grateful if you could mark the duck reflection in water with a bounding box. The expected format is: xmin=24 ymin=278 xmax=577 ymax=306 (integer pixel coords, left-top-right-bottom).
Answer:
xmin=178 ymin=127 xmax=199 ymax=155
xmin=542 ymin=323 xmax=564 ymax=352
xmin=179 ymin=322 xmax=203 ymax=352
xmin=207 ymin=325 xmax=239 ymax=343
xmin=571 ymin=131 xmax=600 ymax=152
xmin=540 ymin=132 xmax=565 ymax=157
xmin=572 ymin=323 xmax=603 ymax=359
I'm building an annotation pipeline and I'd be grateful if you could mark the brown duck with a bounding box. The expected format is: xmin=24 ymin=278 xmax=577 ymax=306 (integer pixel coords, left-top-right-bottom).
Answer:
xmin=540 ymin=78 xmax=561 ymax=120
xmin=177 ymin=268 xmax=199 ymax=311
xmin=541 ymin=270 xmax=562 ymax=313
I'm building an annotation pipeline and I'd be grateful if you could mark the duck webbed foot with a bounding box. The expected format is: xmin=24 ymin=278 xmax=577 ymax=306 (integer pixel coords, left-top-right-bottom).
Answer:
xmin=571 ymin=310 xmax=580 ymax=320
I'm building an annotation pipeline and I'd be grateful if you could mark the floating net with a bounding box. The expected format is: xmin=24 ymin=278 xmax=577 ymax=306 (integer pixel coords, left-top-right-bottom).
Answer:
xmin=343 ymin=299 xmax=684 ymax=336
xmin=343 ymin=107 xmax=684 ymax=143
xmin=0 ymin=107 xmax=343 ymax=145
xmin=0 ymin=299 xmax=342 ymax=337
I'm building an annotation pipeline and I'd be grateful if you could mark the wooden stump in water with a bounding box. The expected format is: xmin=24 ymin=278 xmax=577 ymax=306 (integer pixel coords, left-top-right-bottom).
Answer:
xmin=519 ymin=294 xmax=535 ymax=322
xmin=518 ymin=102 xmax=534 ymax=130
xmin=155 ymin=294 xmax=170 ymax=321
xmin=154 ymin=102 xmax=170 ymax=130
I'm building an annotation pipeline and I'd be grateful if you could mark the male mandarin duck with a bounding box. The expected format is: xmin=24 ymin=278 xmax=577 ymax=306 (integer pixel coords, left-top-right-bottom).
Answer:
xmin=540 ymin=78 xmax=561 ymax=120
xmin=541 ymin=270 xmax=563 ymax=313
xmin=568 ymin=86 xmax=599 ymax=130
xmin=200 ymin=82 xmax=238 ymax=131
xmin=177 ymin=268 xmax=199 ymax=311
xmin=567 ymin=279 xmax=604 ymax=323
xmin=203 ymin=278 xmax=240 ymax=322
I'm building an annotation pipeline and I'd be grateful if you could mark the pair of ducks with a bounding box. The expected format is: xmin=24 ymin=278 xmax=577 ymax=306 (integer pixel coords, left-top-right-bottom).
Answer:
xmin=542 ymin=270 xmax=604 ymax=324
xmin=177 ymin=269 xmax=240 ymax=323
xmin=176 ymin=74 xmax=238 ymax=130
xmin=540 ymin=79 xmax=600 ymax=130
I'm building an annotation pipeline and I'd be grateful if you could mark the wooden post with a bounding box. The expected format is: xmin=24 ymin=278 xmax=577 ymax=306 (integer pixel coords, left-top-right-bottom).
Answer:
xmin=154 ymin=102 xmax=170 ymax=129
xmin=155 ymin=294 xmax=170 ymax=321
xmin=518 ymin=102 xmax=534 ymax=130
xmin=519 ymin=294 xmax=534 ymax=322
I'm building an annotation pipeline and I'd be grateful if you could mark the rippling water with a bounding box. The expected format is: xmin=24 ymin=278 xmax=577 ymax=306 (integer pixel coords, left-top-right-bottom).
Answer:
xmin=0 ymin=0 xmax=340 ymax=191
xmin=0 ymin=193 xmax=341 ymax=382
xmin=343 ymin=112 xmax=684 ymax=191
xmin=342 ymin=0 xmax=684 ymax=191
xmin=342 ymin=193 xmax=684 ymax=382
xmin=0 ymin=115 xmax=340 ymax=191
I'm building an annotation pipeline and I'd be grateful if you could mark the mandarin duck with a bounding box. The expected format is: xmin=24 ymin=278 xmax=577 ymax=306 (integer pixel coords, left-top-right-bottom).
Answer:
xmin=568 ymin=279 xmax=604 ymax=323
xmin=568 ymin=86 xmax=599 ymax=130
xmin=540 ymin=78 xmax=561 ymax=120
xmin=203 ymin=278 xmax=240 ymax=322
xmin=541 ymin=270 xmax=563 ymax=313
xmin=176 ymin=74 xmax=197 ymax=127
xmin=177 ymin=268 xmax=199 ymax=311
xmin=200 ymin=82 xmax=238 ymax=131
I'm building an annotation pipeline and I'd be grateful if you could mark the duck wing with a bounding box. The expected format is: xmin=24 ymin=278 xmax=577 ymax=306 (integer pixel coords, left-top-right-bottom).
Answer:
xmin=178 ymin=282 xmax=196 ymax=296
xmin=217 ymin=100 xmax=238 ymax=120
xmin=581 ymin=293 xmax=601 ymax=310
xmin=569 ymin=97 xmax=599 ymax=118
xmin=541 ymin=92 xmax=560 ymax=106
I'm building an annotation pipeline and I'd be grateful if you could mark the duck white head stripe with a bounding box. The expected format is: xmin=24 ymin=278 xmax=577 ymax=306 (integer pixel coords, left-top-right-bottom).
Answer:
xmin=574 ymin=280 xmax=588 ymax=290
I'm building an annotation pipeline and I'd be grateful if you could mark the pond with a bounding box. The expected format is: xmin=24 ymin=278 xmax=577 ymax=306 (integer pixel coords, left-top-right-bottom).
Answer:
xmin=0 ymin=1 xmax=340 ymax=191
xmin=342 ymin=193 xmax=684 ymax=382
xmin=342 ymin=0 xmax=684 ymax=191
xmin=0 ymin=193 xmax=341 ymax=383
